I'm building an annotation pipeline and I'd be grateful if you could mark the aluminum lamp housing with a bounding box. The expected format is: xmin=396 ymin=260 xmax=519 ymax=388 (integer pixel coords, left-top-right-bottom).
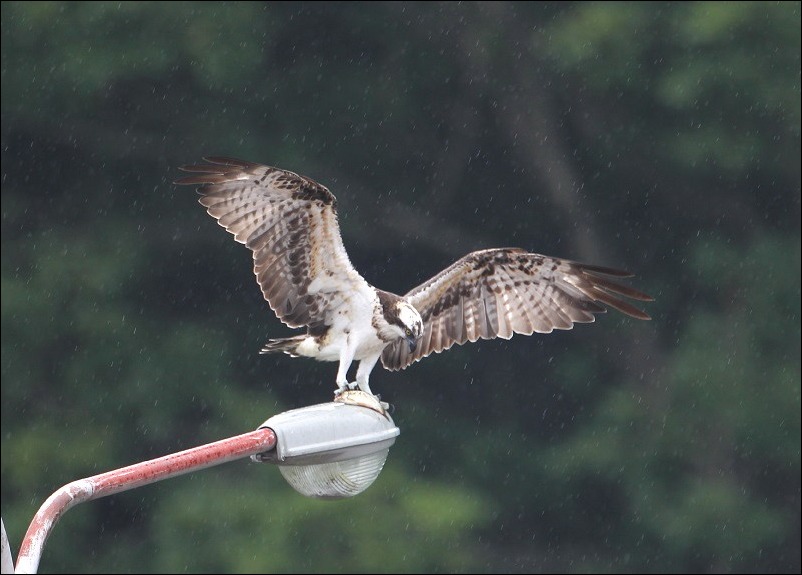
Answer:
xmin=253 ymin=392 xmax=400 ymax=499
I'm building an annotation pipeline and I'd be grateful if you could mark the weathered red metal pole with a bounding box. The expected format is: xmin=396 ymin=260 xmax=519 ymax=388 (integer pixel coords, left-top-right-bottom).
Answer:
xmin=13 ymin=428 xmax=277 ymax=574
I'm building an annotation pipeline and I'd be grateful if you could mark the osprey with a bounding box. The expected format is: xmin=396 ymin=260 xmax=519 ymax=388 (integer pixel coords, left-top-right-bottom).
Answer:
xmin=176 ymin=157 xmax=652 ymax=397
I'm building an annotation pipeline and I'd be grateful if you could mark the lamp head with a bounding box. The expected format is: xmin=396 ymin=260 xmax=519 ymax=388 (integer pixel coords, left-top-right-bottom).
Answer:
xmin=253 ymin=392 xmax=400 ymax=499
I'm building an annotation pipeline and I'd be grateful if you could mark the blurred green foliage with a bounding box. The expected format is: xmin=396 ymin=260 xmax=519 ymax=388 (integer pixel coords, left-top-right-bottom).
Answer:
xmin=2 ymin=2 xmax=799 ymax=573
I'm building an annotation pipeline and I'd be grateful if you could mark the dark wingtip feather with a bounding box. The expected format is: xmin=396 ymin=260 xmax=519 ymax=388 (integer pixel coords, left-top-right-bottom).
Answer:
xmin=202 ymin=156 xmax=254 ymax=167
xmin=578 ymin=263 xmax=635 ymax=278
xmin=573 ymin=262 xmax=653 ymax=319
xmin=586 ymin=286 xmax=652 ymax=320
xmin=584 ymin=271 xmax=654 ymax=302
xmin=621 ymin=306 xmax=652 ymax=321
xmin=174 ymin=157 xmax=255 ymax=185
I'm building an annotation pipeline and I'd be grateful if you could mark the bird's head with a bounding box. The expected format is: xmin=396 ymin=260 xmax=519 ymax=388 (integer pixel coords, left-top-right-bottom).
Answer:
xmin=394 ymin=301 xmax=423 ymax=353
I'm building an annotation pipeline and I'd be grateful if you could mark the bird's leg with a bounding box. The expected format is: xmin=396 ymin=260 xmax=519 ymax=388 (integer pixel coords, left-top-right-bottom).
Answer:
xmin=355 ymin=354 xmax=381 ymax=397
xmin=356 ymin=354 xmax=392 ymax=411
xmin=334 ymin=342 xmax=358 ymax=396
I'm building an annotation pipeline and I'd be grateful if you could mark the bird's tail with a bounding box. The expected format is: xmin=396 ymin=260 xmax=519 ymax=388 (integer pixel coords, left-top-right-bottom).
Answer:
xmin=260 ymin=335 xmax=308 ymax=357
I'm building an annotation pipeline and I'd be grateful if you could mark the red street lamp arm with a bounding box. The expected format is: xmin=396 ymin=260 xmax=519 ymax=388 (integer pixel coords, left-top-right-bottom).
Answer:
xmin=6 ymin=392 xmax=397 ymax=574
xmin=12 ymin=428 xmax=277 ymax=574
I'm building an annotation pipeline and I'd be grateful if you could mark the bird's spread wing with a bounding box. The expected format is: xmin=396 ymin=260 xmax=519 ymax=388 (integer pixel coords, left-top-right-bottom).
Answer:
xmin=175 ymin=157 xmax=371 ymax=331
xmin=381 ymin=248 xmax=652 ymax=370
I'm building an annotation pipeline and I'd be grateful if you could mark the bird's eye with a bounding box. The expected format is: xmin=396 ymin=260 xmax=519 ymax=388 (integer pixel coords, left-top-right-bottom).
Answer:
xmin=405 ymin=328 xmax=411 ymax=336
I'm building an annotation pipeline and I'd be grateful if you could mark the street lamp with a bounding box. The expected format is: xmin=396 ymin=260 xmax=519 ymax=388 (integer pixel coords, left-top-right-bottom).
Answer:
xmin=255 ymin=391 xmax=400 ymax=499
xmin=5 ymin=391 xmax=399 ymax=574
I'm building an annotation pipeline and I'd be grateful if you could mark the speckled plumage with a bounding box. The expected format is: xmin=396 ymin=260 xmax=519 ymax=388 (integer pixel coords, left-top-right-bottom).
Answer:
xmin=176 ymin=157 xmax=652 ymax=397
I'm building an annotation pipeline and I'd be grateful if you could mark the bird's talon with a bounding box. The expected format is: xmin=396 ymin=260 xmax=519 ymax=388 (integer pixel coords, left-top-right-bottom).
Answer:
xmin=334 ymin=382 xmax=359 ymax=398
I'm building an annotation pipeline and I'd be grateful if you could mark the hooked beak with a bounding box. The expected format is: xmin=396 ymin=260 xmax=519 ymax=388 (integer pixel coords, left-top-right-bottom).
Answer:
xmin=406 ymin=335 xmax=418 ymax=353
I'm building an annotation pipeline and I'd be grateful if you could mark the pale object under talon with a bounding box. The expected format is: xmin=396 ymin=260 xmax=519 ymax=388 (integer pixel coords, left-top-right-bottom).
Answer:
xmin=334 ymin=390 xmax=389 ymax=416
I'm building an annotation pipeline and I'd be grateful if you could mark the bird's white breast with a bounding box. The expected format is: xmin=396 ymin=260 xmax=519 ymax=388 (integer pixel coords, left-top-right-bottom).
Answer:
xmin=313 ymin=287 xmax=388 ymax=361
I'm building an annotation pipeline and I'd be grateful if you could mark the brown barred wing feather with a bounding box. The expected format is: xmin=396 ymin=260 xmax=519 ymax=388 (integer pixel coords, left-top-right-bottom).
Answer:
xmin=381 ymin=248 xmax=652 ymax=371
xmin=175 ymin=157 xmax=372 ymax=331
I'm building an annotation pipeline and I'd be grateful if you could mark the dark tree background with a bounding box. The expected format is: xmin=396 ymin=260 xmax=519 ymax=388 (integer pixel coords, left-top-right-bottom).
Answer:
xmin=2 ymin=2 xmax=799 ymax=573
